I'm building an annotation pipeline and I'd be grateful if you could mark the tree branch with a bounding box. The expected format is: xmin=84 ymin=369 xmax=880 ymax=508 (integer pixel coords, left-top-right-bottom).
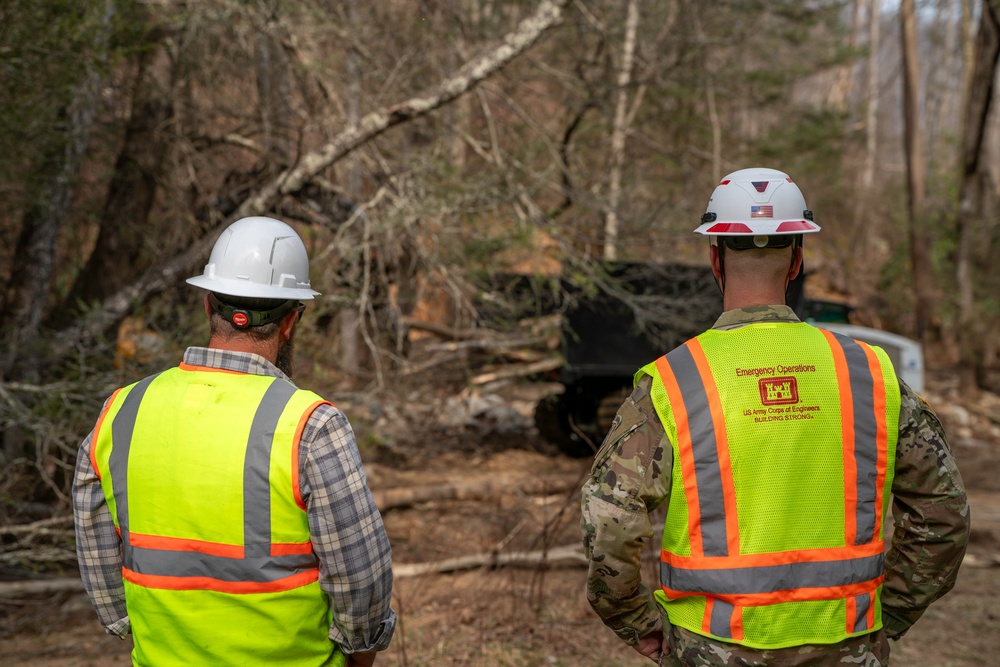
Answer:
xmin=393 ymin=543 xmax=586 ymax=577
xmin=234 ymin=0 xmax=569 ymax=217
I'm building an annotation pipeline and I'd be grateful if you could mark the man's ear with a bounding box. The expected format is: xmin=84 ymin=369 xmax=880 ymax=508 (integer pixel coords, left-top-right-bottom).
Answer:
xmin=710 ymin=244 xmax=723 ymax=279
xmin=204 ymin=293 xmax=212 ymax=318
xmin=788 ymin=246 xmax=803 ymax=281
xmin=279 ymin=309 xmax=298 ymax=340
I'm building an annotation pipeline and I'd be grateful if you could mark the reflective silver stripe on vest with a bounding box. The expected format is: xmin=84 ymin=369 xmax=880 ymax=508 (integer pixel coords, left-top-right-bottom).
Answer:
xmin=854 ymin=592 xmax=871 ymax=632
xmin=665 ymin=344 xmax=730 ymax=557
xmin=243 ymin=381 xmax=297 ymax=558
xmin=111 ymin=376 xmax=316 ymax=579
xmin=827 ymin=332 xmax=881 ymax=545
xmin=710 ymin=599 xmax=735 ymax=639
xmin=128 ymin=548 xmax=316 ymax=581
xmin=108 ymin=374 xmax=160 ymax=570
xmin=660 ymin=552 xmax=884 ymax=595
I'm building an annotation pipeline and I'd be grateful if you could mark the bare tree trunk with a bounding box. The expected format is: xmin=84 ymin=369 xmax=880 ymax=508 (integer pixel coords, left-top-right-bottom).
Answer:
xmin=603 ymin=0 xmax=640 ymax=262
xmin=53 ymin=17 xmax=173 ymax=329
xmin=962 ymin=0 xmax=978 ymax=98
xmin=925 ymin=1 xmax=960 ymax=170
xmin=851 ymin=0 xmax=882 ymax=264
xmin=339 ymin=0 xmax=363 ymax=377
xmin=705 ymin=78 xmax=722 ymax=184
xmin=692 ymin=8 xmax=721 ymax=182
xmin=900 ymin=0 xmax=934 ymax=344
xmin=256 ymin=15 xmax=293 ymax=163
xmin=862 ymin=0 xmax=882 ymax=192
xmin=828 ymin=0 xmax=865 ymax=112
xmin=447 ymin=7 xmax=474 ymax=172
xmin=956 ymin=0 xmax=1000 ymax=396
xmin=0 ymin=0 xmax=116 ymax=379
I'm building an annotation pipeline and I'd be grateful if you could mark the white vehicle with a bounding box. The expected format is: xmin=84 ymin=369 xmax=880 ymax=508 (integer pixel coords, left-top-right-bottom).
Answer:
xmin=811 ymin=322 xmax=925 ymax=394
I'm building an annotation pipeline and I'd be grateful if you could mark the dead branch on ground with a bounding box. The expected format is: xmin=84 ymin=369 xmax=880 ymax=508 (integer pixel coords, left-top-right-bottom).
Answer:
xmin=469 ymin=357 xmax=563 ymax=386
xmin=373 ymin=476 xmax=577 ymax=512
xmin=0 ymin=516 xmax=77 ymax=572
xmin=0 ymin=577 xmax=84 ymax=596
xmin=393 ymin=543 xmax=586 ymax=578
xmin=402 ymin=313 xmax=563 ymax=380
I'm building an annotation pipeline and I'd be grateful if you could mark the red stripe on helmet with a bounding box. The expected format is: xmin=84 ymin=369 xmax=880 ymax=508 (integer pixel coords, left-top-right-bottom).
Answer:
xmin=776 ymin=221 xmax=818 ymax=232
xmin=706 ymin=223 xmax=754 ymax=234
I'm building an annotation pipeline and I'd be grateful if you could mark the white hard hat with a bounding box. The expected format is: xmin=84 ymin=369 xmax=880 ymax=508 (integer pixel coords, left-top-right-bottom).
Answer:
xmin=694 ymin=168 xmax=820 ymax=241
xmin=186 ymin=216 xmax=320 ymax=300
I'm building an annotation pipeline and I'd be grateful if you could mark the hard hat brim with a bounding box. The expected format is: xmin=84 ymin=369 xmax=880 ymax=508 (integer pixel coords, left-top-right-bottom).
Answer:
xmin=693 ymin=220 xmax=821 ymax=235
xmin=186 ymin=274 xmax=320 ymax=300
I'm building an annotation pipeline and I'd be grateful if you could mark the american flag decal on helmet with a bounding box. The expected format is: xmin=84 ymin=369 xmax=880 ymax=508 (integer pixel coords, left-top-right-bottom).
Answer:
xmin=751 ymin=181 xmax=768 ymax=193
xmin=750 ymin=205 xmax=773 ymax=218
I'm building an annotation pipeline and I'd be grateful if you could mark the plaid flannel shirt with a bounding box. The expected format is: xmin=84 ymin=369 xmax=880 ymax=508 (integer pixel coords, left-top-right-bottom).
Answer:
xmin=72 ymin=347 xmax=395 ymax=654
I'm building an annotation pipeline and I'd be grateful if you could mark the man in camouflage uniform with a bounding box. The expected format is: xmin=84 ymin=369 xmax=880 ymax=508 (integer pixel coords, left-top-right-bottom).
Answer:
xmin=581 ymin=168 xmax=970 ymax=666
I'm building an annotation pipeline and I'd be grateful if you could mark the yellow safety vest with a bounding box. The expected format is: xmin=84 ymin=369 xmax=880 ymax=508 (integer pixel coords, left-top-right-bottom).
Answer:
xmin=91 ymin=362 xmax=347 ymax=666
xmin=638 ymin=322 xmax=899 ymax=649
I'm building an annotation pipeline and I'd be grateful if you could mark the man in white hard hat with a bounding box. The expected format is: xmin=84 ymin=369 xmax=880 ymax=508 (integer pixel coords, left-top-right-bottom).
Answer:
xmin=581 ymin=169 xmax=969 ymax=665
xmin=73 ymin=216 xmax=395 ymax=667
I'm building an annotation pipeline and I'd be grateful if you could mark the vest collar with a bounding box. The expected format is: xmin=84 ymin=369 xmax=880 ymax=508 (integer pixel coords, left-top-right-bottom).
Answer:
xmin=712 ymin=305 xmax=800 ymax=330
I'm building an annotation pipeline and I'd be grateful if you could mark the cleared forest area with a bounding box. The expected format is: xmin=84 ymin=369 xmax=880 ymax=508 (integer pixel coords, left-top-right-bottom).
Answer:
xmin=1 ymin=364 xmax=999 ymax=666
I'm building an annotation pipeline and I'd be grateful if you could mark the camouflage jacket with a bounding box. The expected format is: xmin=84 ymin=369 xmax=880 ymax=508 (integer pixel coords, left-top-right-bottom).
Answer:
xmin=580 ymin=305 xmax=970 ymax=666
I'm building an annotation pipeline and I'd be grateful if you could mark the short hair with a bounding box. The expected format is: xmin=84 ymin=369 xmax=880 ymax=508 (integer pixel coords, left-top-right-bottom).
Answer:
xmin=722 ymin=246 xmax=794 ymax=284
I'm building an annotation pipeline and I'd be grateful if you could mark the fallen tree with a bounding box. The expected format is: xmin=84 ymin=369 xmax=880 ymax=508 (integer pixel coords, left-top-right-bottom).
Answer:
xmin=48 ymin=0 xmax=571 ymax=361
xmin=393 ymin=543 xmax=586 ymax=578
xmin=372 ymin=476 xmax=577 ymax=511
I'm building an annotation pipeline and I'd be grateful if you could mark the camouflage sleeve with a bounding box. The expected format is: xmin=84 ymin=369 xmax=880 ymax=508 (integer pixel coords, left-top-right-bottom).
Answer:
xmin=882 ymin=381 xmax=970 ymax=639
xmin=580 ymin=375 xmax=672 ymax=646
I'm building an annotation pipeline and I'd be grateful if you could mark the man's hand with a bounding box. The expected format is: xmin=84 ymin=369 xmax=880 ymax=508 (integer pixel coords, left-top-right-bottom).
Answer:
xmin=632 ymin=629 xmax=668 ymax=662
xmin=346 ymin=651 xmax=377 ymax=667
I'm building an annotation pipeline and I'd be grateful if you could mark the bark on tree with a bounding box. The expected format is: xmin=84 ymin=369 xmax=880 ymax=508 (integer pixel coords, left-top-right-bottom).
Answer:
xmin=0 ymin=0 xmax=116 ymax=379
xmin=705 ymin=77 xmax=722 ymax=184
xmin=53 ymin=17 xmax=173 ymax=328
xmin=962 ymin=0 xmax=979 ymax=104
xmin=931 ymin=2 xmax=969 ymax=171
xmin=851 ymin=0 xmax=882 ymax=260
xmin=862 ymin=0 xmax=882 ymax=192
xmin=956 ymin=0 xmax=1000 ymax=395
xmin=46 ymin=0 xmax=571 ymax=362
xmin=339 ymin=0 xmax=364 ymax=377
xmin=828 ymin=0 xmax=865 ymax=113
xmin=256 ymin=17 xmax=293 ymax=163
xmin=603 ymin=0 xmax=640 ymax=262
xmin=692 ymin=8 xmax=721 ymax=182
xmin=899 ymin=0 xmax=934 ymax=344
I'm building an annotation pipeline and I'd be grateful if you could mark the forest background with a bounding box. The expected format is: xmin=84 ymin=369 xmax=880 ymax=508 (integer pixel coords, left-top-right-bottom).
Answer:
xmin=1 ymin=1 xmax=999 ymax=665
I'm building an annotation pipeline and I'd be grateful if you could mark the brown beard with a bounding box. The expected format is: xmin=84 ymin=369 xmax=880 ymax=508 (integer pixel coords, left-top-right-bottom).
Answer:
xmin=275 ymin=329 xmax=295 ymax=378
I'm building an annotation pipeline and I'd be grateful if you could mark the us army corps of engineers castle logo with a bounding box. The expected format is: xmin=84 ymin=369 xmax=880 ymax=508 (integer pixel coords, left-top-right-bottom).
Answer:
xmin=760 ymin=376 xmax=798 ymax=405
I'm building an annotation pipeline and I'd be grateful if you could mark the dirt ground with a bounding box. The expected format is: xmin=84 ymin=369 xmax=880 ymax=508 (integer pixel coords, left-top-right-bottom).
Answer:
xmin=2 ymin=370 xmax=999 ymax=667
